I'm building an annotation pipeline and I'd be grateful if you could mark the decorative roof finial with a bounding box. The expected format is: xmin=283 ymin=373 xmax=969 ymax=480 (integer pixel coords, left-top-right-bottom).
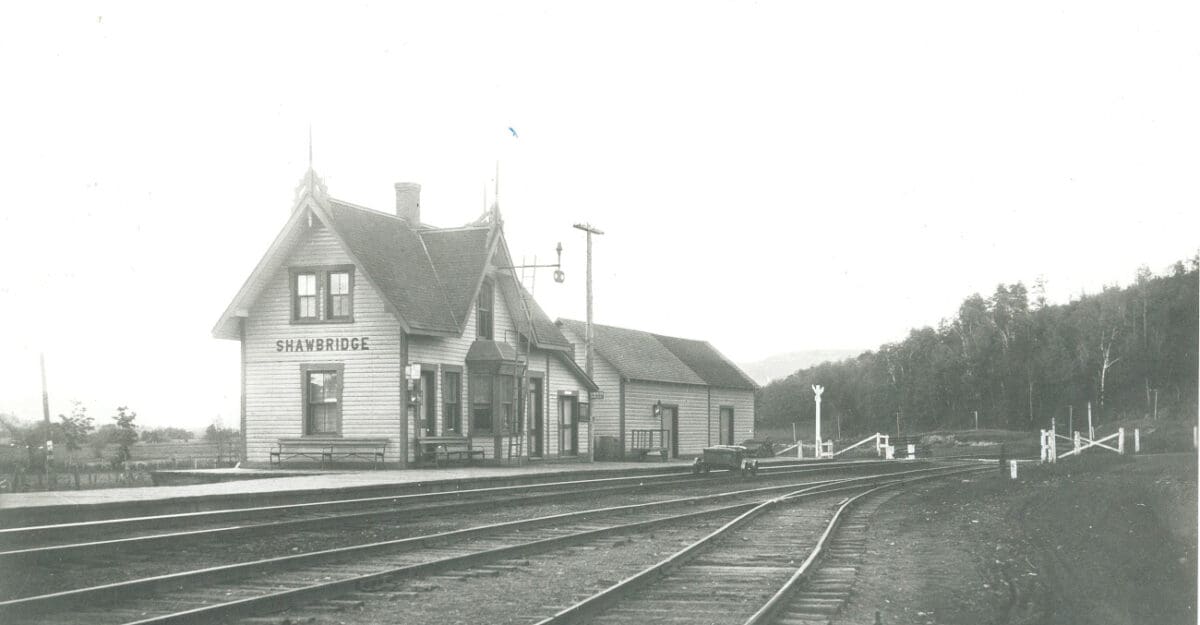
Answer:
xmin=293 ymin=125 xmax=327 ymax=207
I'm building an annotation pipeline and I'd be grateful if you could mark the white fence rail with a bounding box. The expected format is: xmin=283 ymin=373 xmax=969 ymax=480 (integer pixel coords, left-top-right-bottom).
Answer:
xmin=1042 ymin=427 xmax=1127 ymax=462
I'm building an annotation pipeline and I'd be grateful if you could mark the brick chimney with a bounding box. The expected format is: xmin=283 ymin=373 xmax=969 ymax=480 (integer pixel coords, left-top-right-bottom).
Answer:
xmin=394 ymin=182 xmax=421 ymax=225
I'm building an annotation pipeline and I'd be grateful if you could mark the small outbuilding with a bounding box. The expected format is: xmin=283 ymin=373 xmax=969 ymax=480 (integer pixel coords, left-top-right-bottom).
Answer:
xmin=557 ymin=320 xmax=758 ymax=459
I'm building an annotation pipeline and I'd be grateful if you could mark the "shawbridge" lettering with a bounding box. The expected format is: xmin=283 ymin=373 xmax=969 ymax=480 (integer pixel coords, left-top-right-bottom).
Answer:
xmin=275 ymin=337 xmax=371 ymax=353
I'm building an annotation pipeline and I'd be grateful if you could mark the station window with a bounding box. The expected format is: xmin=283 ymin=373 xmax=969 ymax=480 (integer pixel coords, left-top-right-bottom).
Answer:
xmin=327 ymin=271 xmax=353 ymax=319
xmin=477 ymin=281 xmax=494 ymax=339
xmin=294 ymin=272 xmax=318 ymax=320
xmin=499 ymin=374 xmax=515 ymax=433
xmin=304 ymin=367 xmax=342 ymax=435
xmin=470 ymin=373 xmax=493 ymax=433
xmin=291 ymin=266 xmax=354 ymax=323
xmin=444 ymin=370 xmax=462 ymax=434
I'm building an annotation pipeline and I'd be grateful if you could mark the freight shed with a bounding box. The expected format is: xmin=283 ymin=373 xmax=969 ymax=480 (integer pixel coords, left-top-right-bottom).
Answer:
xmin=557 ymin=319 xmax=758 ymax=459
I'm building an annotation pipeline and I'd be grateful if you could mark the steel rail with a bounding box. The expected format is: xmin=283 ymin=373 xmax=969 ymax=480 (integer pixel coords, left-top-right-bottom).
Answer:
xmin=742 ymin=465 xmax=988 ymax=625
xmin=0 ymin=459 xmax=905 ymax=558
xmin=0 ymin=467 xmax=938 ymax=623
xmin=532 ymin=464 xmax=985 ymax=625
xmin=0 ymin=458 xmax=886 ymax=538
xmin=105 ymin=472 xmax=929 ymax=625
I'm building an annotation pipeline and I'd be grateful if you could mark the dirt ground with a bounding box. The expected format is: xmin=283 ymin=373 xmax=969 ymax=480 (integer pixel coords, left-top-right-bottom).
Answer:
xmin=836 ymin=453 xmax=1197 ymax=625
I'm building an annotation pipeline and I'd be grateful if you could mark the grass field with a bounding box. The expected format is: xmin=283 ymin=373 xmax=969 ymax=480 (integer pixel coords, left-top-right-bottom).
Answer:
xmin=0 ymin=440 xmax=241 ymax=492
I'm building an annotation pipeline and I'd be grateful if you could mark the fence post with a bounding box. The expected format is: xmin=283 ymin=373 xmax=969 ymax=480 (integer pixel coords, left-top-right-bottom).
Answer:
xmin=1134 ymin=429 xmax=1140 ymax=454
xmin=797 ymin=440 xmax=803 ymax=459
xmin=1118 ymin=427 xmax=1125 ymax=455
xmin=1040 ymin=430 xmax=1047 ymax=463
xmin=1009 ymin=460 xmax=1018 ymax=479
xmin=1074 ymin=431 xmax=1081 ymax=455
xmin=1050 ymin=428 xmax=1057 ymax=463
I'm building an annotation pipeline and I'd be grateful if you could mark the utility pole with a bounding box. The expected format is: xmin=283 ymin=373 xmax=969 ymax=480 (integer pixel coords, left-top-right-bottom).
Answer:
xmin=973 ymin=410 xmax=978 ymax=430
xmin=1068 ymin=405 xmax=1073 ymax=434
xmin=40 ymin=353 xmax=53 ymax=488
xmin=1153 ymin=389 xmax=1159 ymax=420
xmin=572 ymin=223 xmax=604 ymax=378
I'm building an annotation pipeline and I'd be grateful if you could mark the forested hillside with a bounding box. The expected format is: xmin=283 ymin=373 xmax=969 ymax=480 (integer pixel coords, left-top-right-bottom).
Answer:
xmin=757 ymin=261 xmax=1198 ymax=437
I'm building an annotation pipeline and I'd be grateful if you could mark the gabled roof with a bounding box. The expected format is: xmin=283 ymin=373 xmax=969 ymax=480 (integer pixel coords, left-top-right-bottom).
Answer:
xmin=418 ymin=226 xmax=492 ymax=329
xmin=650 ymin=334 xmax=759 ymax=391
xmin=557 ymin=319 xmax=757 ymax=391
xmin=323 ymin=199 xmax=460 ymax=335
xmin=557 ymin=319 xmax=706 ymax=386
xmin=213 ymin=187 xmax=503 ymax=340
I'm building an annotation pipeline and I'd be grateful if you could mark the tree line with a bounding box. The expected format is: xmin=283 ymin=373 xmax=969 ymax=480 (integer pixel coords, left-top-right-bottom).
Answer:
xmin=757 ymin=260 xmax=1198 ymax=437
xmin=1 ymin=404 xmax=239 ymax=468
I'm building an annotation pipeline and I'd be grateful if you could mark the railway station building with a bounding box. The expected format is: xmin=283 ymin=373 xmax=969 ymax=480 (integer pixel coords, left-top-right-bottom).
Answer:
xmin=213 ymin=171 xmax=598 ymax=467
xmin=557 ymin=320 xmax=758 ymax=459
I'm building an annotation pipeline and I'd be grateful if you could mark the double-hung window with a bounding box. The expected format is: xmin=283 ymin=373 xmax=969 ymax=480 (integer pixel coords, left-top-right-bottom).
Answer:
xmin=443 ymin=370 xmax=462 ymax=434
xmin=327 ymin=270 xmax=352 ymax=319
xmin=476 ymin=281 xmax=494 ymax=339
xmin=304 ymin=366 xmax=342 ymax=435
xmin=294 ymin=273 xmax=318 ymax=320
xmin=291 ymin=266 xmax=354 ymax=323
xmin=470 ymin=373 xmax=493 ymax=433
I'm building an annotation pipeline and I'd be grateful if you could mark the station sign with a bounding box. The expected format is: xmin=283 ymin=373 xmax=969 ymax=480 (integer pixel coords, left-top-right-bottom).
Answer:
xmin=275 ymin=337 xmax=371 ymax=353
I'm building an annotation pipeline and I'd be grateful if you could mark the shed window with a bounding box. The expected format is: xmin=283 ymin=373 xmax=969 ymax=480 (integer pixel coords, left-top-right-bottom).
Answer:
xmin=305 ymin=370 xmax=341 ymax=435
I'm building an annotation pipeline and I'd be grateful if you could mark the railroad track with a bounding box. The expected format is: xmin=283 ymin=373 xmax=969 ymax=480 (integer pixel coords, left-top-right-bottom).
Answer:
xmin=533 ymin=464 xmax=988 ymax=625
xmin=0 ymin=466 xmax=957 ymax=625
xmin=0 ymin=459 xmax=907 ymax=560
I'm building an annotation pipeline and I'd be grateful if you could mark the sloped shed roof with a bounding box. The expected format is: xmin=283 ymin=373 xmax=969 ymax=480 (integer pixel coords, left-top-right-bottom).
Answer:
xmin=651 ymin=334 xmax=758 ymax=391
xmin=557 ymin=319 xmax=757 ymax=391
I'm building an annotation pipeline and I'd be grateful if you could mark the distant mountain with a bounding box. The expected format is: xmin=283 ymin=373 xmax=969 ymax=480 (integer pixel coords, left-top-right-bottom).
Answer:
xmin=738 ymin=349 xmax=862 ymax=385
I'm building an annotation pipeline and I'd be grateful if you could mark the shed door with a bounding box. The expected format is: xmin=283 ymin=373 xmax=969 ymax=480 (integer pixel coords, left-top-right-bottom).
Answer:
xmin=719 ymin=407 xmax=734 ymax=446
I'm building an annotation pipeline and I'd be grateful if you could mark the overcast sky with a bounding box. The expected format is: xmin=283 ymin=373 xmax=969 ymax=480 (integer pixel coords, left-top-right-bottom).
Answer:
xmin=1 ymin=2 xmax=1196 ymax=430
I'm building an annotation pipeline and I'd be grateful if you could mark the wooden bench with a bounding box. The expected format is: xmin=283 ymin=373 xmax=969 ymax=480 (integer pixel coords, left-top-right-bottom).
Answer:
xmin=627 ymin=429 xmax=669 ymax=461
xmin=270 ymin=437 xmax=389 ymax=468
xmin=416 ymin=435 xmax=485 ymax=467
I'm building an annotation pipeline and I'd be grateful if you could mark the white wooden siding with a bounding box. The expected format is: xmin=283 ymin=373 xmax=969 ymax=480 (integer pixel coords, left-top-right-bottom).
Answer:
xmin=405 ymin=265 xmax=530 ymax=463
xmin=708 ymin=388 xmax=755 ymax=447
xmin=544 ymin=349 xmax=591 ymax=457
xmin=625 ymin=381 xmax=711 ymax=456
xmin=559 ymin=326 xmax=621 ymax=440
xmin=243 ymin=224 xmax=402 ymax=464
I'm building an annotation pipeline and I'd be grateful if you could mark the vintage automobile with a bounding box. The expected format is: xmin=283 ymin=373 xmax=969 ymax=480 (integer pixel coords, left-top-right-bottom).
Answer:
xmin=692 ymin=445 xmax=759 ymax=475
xmin=738 ymin=437 xmax=777 ymax=457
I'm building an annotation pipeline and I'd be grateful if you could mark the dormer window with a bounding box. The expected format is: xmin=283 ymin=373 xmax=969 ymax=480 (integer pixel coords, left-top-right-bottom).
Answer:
xmin=291 ymin=266 xmax=354 ymax=323
xmin=477 ymin=280 xmax=494 ymax=339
